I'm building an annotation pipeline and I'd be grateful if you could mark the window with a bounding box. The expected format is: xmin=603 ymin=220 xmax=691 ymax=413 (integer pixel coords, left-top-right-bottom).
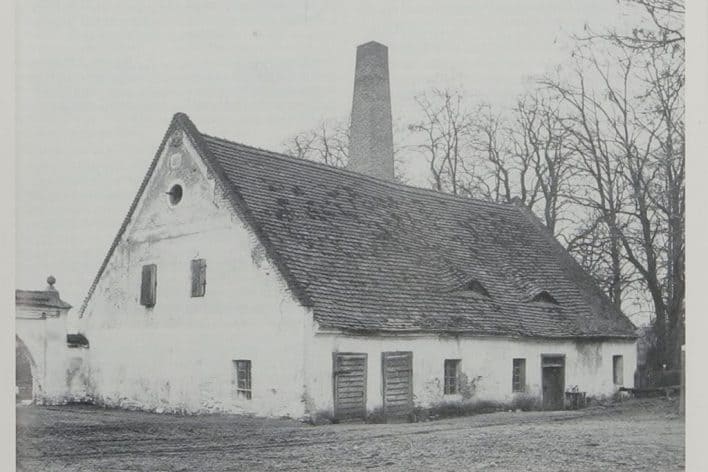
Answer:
xmin=444 ymin=359 xmax=461 ymax=395
xmin=530 ymin=291 xmax=559 ymax=305
xmin=66 ymin=333 xmax=89 ymax=348
xmin=233 ymin=360 xmax=252 ymax=399
xmin=191 ymin=259 xmax=207 ymax=297
xmin=168 ymin=184 xmax=183 ymax=205
xmin=140 ymin=264 xmax=157 ymax=307
xmin=613 ymin=355 xmax=623 ymax=385
xmin=512 ymin=358 xmax=526 ymax=392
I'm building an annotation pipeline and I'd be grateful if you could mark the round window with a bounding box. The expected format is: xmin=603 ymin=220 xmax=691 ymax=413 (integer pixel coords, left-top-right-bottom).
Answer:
xmin=168 ymin=184 xmax=183 ymax=205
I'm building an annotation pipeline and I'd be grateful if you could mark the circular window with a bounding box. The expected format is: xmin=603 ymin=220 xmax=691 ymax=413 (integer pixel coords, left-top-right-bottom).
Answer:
xmin=167 ymin=184 xmax=183 ymax=205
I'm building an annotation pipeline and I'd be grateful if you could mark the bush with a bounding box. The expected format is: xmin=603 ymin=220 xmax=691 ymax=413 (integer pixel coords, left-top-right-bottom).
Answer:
xmin=510 ymin=393 xmax=542 ymax=411
xmin=307 ymin=409 xmax=336 ymax=425
xmin=365 ymin=407 xmax=387 ymax=424
xmin=412 ymin=399 xmax=503 ymax=421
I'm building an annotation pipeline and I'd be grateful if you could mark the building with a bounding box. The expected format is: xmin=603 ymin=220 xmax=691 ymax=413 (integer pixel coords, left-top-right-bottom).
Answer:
xmin=76 ymin=42 xmax=637 ymax=420
xmin=15 ymin=277 xmax=86 ymax=403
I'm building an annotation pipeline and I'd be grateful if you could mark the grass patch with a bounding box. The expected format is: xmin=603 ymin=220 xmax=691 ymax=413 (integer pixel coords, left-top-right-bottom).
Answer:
xmin=413 ymin=399 xmax=504 ymax=421
xmin=307 ymin=409 xmax=337 ymax=425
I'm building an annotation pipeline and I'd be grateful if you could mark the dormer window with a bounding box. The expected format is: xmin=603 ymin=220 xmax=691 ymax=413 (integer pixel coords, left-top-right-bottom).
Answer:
xmin=530 ymin=290 xmax=559 ymax=305
xmin=462 ymin=279 xmax=490 ymax=297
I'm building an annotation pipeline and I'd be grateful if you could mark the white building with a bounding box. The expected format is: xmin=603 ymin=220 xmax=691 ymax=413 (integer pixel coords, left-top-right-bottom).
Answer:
xmin=15 ymin=277 xmax=87 ymax=404
xmin=76 ymin=42 xmax=637 ymax=421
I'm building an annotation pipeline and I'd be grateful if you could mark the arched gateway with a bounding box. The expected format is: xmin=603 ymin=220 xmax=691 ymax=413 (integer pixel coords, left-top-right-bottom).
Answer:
xmin=15 ymin=336 xmax=35 ymax=401
xmin=15 ymin=276 xmax=75 ymax=403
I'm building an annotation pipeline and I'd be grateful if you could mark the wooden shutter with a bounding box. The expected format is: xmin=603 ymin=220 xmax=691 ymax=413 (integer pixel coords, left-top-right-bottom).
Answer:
xmin=140 ymin=264 xmax=157 ymax=307
xmin=191 ymin=259 xmax=206 ymax=297
xmin=234 ymin=360 xmax=252 ymax=399
xmin=333 ymin=353 xmax=367 ymax=421
xmin=444 ymin=359 xmax=460 ymax=394
xmin=513 ymin=358 xmax=526 ymax=392
xmin=613 ymin=355 xmax=623 ymax=385
xmin=382 ymin=351 xmax=413 ymax=420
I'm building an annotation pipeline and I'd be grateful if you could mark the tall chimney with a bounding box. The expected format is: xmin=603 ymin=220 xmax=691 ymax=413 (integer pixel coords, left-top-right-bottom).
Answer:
xmin=348 ymin=41 xmax=394 ymax=181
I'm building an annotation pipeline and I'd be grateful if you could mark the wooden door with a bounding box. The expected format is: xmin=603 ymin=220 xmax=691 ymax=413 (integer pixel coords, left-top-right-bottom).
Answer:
xmin=541 ymin=355 xmax=565 ymax=410
xmin=333 ymin=353 xmax=367 ymax=421
xmin=382 ymin=351 xmax=413 ymax=421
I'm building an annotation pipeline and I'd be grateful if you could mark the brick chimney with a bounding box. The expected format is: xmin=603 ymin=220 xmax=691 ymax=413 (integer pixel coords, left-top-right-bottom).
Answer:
xmin=347 ymin=41 xmax=394 ymax=181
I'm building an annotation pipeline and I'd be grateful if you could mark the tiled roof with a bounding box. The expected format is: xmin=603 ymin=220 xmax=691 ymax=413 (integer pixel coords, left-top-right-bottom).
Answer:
xmin=80 ymin=113 xmax=636 ymax=339
xmin=16 ymin=290 xmax=72 ymax=310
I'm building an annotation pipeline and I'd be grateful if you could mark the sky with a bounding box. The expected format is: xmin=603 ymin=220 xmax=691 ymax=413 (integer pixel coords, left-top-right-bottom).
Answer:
xmin=15 ymin=0 xmax=637 ymax=315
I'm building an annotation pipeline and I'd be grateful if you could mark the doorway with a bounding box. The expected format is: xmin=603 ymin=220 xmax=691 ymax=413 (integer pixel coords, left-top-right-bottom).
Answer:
xmin=16 ymin=336 xmax=34 ymax=402
xmin=541 ymin=355 xmax=565 ymax=410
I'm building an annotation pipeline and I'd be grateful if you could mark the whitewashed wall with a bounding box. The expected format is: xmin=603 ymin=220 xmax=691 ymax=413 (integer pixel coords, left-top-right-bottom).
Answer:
xmin=80 ymin=130 xmax=310 ymax=417
xmin=15 ymin=305 xmax=87 ymax=402
xmin=305 ymin=329 xmax=637 ymax=414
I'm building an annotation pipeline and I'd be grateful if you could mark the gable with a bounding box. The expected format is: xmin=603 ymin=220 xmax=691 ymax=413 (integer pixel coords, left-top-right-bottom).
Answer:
xmin=126 ymin=129 xmax=231 ymax=242
xmin=80 ymin=113 xmax=636 ymax=339
xmin=78 ymin=114 xmax=310 ymax=318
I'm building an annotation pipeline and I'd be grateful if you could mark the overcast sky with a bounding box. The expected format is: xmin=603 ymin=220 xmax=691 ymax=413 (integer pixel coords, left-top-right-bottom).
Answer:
xmin=16 ymin=0 xmax=637 ymax=314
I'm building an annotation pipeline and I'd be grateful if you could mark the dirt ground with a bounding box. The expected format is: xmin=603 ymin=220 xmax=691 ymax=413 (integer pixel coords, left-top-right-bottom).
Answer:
xmin=16 ymin=398 xmax=684 ymax=472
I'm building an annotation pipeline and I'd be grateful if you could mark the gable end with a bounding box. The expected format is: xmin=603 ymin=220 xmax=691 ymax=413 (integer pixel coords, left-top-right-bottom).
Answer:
xmin=78 ymin=113 xmax=313 ymax=318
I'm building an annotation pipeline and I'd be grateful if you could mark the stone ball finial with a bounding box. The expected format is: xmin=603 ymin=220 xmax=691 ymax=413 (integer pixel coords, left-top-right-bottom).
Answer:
xmin=47 ymin=275 xmax=56 ymax=287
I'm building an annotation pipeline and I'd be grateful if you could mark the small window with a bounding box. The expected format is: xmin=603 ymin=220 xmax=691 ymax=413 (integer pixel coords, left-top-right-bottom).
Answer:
xmin=191 ymin=259 xmax=207 ymax=297
xmin=233 ymin=360 xmax=252 ymax=399
xmin=167 ymin=184 xmax=183 ymax=205
xmin=140 ymin=264 xmax=157 ymax=307
xmin=444 ymin=359 xmax=461 ymax=395
xmin=613 ymin=355 xmax=623 ymax=385
xmin=531 ymin=291 xmax=559 ymax=305
xmin=66 ymin=333 xmax=89 ymax=348
xmin=512 ymin=358 xmax=526 ymax=392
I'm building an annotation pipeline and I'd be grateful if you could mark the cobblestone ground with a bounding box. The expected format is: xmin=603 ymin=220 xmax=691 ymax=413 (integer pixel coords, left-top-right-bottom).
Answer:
xmin=16 ymin=398 xmax=684 ymax=471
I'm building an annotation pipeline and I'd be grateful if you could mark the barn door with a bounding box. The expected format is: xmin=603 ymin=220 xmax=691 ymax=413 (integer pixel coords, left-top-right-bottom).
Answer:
xmin=541 ymin=355 xmax=565 ymax=410
xmin=333 ymin=353 xmax=367 ymax=422
xmin=382 ymin=351 xmax=413 ymax=421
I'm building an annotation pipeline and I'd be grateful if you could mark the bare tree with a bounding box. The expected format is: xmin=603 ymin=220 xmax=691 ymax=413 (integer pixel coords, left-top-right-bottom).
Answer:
xmin=284 ymin=118 xmax=408 ymax=183
xmin=585 ymin=0 xmax=684 ymax=54
xmin=540 ymin=51 xmax=631 ymax=310
xmin=283 ymin=119 xmax=350 ymax=168
xmin=409 ymin=88 xmax=575 ymax=238
xmin=543 ymin=28 xmax=683 ymax=366
xmin=508 ymin=94 xmax=575 ymax=235
xmin=408 ymin=89 xmax=476 ymax=196
xmin=469 ymin=104 xmax=516 ymax=203
xmin=593 ymin=0 xmax=685 ymax=368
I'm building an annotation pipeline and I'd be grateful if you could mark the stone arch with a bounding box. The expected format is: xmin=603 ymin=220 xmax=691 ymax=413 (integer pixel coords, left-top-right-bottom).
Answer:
xmin=15 ymin=335 xmax=37 ymax=402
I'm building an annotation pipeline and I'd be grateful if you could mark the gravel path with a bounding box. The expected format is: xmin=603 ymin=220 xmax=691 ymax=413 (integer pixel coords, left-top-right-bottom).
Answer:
xmin=16 ymin=398 xmax=684 ymax=471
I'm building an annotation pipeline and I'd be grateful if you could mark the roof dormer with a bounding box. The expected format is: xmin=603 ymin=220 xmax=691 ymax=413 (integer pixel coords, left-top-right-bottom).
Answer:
xmin=460 ymin=278 xmax=491 ymax=298
xmin=529 ymin=290 xmax=559 ymax=305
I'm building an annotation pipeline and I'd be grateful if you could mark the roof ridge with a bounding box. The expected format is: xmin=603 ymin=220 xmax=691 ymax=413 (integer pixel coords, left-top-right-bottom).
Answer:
xmin=201 ymin=132 xmax=518 ymax=212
